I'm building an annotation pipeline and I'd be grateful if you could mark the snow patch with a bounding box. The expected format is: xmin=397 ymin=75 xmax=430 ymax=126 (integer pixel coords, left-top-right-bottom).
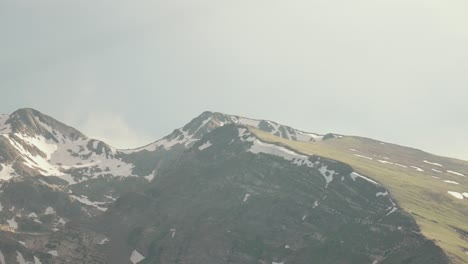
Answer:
xmin=354 ymin=154 xmax=373 ymax=160
xmin=318 ymin=165 xmax=336 ymax=186
xmin=377 ymin=160 xmax=393 ymax=165
xmin=386 ymin=207 xmax=398 ymax=216
xmin=410 ymin=166 xmax=424 ymax=172
xmin=447 ymin=170 xmax=465 ymax=177
xmin=48 ymin=250 xmax=58 ymax=256
xmin=34 ymin=256 xmax=42 ymax=264
xmin=16 ymin=251 xmax=27 ymax=264
xmin=447 ymin=191 xmax=464 ymax=199
xmin=241 ymin=131 xmax=341 ymax=186
xmin=243 ymin=193 xmax=251 ymax=202
xmin=248 ymin=139 xmax=307 ymax=161
xmin=350 ymin=172 xmax=379 ymax=185
xmin=432 ymin=169 xmax=442 ymax=173
xmin=0 ymin=249 xmax=5 ymax=264
xmin=44 ymin=206 xmax=56 ymax=215
xmin=7 ymin=217 xmax=18 ymax=230
xmin=2 ymin=134 xmax=63 ymax=176
xmin=443 ymin=180 xmax=459 ymax=185
xmin=15 ymin=133 xmax=58 ymax=159
xmin=57 ymin=217 xmax=66 ymax=225
xmin=144 ymin=173 xmax=155 ymax=182
xmin=28 ymin=212 xmax=38 ymax=218
xmin=394 ymin=163 xmax=407 ymax=168
xmin=296 ymin=131 xmax=324 ymax=141
xmin=423 ymin=160 xmax=442 ymax=167
xmin=98 ymin=237 xmax=110 ymax=245
xmin=59 ymin=161 xmax=102 ymax=170
xmin=104 ymin=195 xmax=117 ymax=201
xmin=0 ymin=164 xmax=15 ymax=180
xmin=130 ymin=250 xmax=145 ymax=264
xmin=241 ymin=129 xmax=341 ymax=187
xmin=49 ymin=136 xmax=134 ymax=180
xmin=170 ymin=228 xmax=176 ymax=238
xmin=376 ymin=191 xmax=388 ymax=197
xmin=313 ymin=200 xmax=320 ymax=208
xmin=70 ymin=195 xmax=107 ymax=211
xmin=198 ymin=141 xmax=212 ymax=150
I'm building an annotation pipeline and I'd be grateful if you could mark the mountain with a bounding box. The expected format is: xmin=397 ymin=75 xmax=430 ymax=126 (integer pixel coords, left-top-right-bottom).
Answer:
xmin=0 ymin=109 xmax=335 ymax=182
xmin=0 ymin=108 xmax=135 ymax=182
xmin=0 ymin=108 xmax=466 ymax=263
xmin=93 ymin=125 xmax=446 ymax=264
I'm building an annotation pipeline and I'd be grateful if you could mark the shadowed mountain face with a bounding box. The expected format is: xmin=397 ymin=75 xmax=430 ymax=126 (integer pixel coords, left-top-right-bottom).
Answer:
xmin=0 ymin=108 xmax=460 ymax=263
xmin=94 ymin=125 xmax=447 ymax=264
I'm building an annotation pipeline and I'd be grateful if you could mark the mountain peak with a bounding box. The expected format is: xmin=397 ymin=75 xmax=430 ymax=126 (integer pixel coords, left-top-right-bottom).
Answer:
xmin=190 ymin=110 xmax=331 ymax=142
xmin=7 ymin=108 xmax=86 ymax=142
xmin=125 ymin=110 xmax=334 ymax=154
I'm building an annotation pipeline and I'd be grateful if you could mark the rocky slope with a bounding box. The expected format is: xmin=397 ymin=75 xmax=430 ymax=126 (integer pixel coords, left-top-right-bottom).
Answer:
xmin=0 ymin=108 xmax=462 ymax=263
xmin=92 ymin=125 xmax=447 ymax=264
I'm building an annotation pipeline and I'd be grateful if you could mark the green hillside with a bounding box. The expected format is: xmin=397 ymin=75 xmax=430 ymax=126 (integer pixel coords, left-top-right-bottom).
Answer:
xmin=251 ymin=128 xmax=468 ymax=264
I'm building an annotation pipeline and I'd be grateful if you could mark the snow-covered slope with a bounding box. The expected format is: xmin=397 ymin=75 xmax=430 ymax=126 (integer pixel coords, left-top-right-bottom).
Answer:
xmin=1 ymin=109 xmax=334 ymax=183
xmin=0 ymin=109 xmax=135 ymax=184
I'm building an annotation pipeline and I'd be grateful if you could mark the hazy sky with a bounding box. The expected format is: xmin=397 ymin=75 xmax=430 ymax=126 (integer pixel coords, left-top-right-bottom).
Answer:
xmin=1 ymin=0 xmax=467 ymax=159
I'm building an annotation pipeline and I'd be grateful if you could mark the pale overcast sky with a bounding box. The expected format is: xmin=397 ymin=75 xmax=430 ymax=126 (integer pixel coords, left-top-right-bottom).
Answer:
xmin=1 ymin=0 xmax=467 ymax=159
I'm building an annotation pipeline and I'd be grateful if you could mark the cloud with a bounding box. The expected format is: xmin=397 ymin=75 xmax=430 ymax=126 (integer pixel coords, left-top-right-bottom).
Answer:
xmin=79 ymin=112 xmax=154 ymax=149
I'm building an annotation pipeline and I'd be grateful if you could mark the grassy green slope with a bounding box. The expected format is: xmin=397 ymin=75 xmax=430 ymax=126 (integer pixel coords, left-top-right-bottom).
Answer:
xmin=250 ymin=128 xmax=468 ymax=264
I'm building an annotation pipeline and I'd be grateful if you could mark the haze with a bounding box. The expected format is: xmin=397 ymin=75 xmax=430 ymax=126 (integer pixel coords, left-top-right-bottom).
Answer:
xmin=1 ymin=0 xmax=467 ymax=159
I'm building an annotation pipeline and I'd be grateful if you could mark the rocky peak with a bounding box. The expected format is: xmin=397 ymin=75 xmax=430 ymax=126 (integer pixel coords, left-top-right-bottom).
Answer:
xmin=7 ymin=108 xmax=86 ymax=142
xmin=184 ymin=111 xmax=334 ymax=143
xmin=126 ymin=111 xmax=337 ymax=154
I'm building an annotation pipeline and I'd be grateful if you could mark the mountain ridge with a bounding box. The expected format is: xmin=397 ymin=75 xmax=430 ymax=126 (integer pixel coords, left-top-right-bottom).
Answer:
xmin=120 ymin=110 xmax=337 ymax=154
xmin=0 ymin=107 xmax=466 ymax=263
xmin=3 ymin=108 xmax=467 ymax=164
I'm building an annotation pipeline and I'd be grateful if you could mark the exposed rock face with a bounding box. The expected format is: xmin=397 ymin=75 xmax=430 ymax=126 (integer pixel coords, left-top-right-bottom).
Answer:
xmin=92 ymin=125 xmax=447 ymax=264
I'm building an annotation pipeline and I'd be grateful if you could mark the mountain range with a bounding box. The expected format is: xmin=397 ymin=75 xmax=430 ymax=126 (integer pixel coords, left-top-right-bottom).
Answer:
xmin=0 ymin=108 xmax=466 ymax=264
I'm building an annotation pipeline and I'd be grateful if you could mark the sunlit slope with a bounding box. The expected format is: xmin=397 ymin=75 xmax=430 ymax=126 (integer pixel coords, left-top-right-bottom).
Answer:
xmin=250 ymin=128 xmax=468 ymax=264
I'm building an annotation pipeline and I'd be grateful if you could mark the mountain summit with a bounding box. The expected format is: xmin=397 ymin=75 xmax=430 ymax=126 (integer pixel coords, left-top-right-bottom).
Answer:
xmin=6 ymin=108 xmax=86 ymax=141
xmin=126 ymin=110 xmax=335 ymax=153
xmin=0 ymin=108 xmax=466 ymax=263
